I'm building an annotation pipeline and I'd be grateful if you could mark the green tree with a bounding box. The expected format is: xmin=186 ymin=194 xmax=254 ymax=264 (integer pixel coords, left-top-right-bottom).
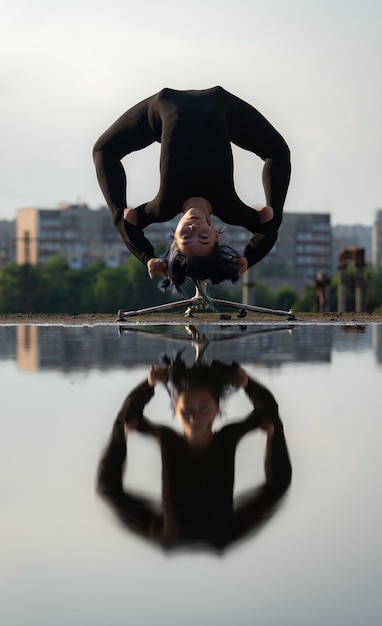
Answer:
xmin=254 ymin=281 xmax=275 ymax=309
xmin=34 ymin=256 xmax=71 ymax=313
xmin=294 ymin=286 xmax=316 ymax=312
xmin=93 ymin=266 xmax=130 ymax=313
xmin=274 ymin=283 xmax=298 ymax=311
xmin=80 ymin=260 xmax=108 ymax=312
xmin=64 ymin=268 xmax=95 ymax=314
xmin=0 ymin=264 xmax=25 ymax=313
xmin=1 ymin=255 xmax=382 ymax=315
xmin=366 ymin=265 xmax=382 ymax=311
xmin=124 ymin=256 xmax=172 ymax=309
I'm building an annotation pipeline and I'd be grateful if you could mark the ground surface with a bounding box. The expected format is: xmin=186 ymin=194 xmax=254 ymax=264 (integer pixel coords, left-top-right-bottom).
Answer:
xmin=1 ymin=311 xmax=382 ymax=325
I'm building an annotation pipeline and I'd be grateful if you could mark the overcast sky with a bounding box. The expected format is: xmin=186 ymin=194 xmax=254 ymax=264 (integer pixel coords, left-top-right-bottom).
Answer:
xmin=1 ymin=0 xmax=381 ymax=225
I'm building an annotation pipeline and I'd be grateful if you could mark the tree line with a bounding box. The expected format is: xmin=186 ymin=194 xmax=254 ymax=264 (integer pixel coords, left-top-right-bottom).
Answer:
xmin=0 ymin=255 xmax=381 ymax=314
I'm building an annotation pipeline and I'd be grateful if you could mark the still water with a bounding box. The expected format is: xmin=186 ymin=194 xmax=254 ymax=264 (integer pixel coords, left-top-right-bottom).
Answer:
xmin=1 ymin=322 xmax=382 ymax=626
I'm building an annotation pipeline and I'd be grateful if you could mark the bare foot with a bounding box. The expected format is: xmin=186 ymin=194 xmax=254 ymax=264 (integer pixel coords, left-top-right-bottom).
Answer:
xmin=259 ymin=420 xmax=275 ymax=436
xmin=123 ymin=208 xmax=138 ymax=225
xmin=124 ymin=418 xmax=139 ymax=436
xmin=258 ymin=205 xmax=274 ymax=224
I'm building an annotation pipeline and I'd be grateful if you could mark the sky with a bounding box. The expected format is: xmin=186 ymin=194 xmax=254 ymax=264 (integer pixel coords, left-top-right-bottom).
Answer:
xmin=1 ymin=0 xmax=381 ymax=226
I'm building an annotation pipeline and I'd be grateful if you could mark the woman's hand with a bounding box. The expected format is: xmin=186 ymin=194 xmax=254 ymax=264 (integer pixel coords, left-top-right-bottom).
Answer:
xmin=147 ymin=364 xmax=170 ymax=387
xmin=232 ymin=257 xmax=248 ymax=275
xmin=234 ymin=366 xmax=249 ymax=388
xmin=147 ymin=258 xmax=168 ymax=279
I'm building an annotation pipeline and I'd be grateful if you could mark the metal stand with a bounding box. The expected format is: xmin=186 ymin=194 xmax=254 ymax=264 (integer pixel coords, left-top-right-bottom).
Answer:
xmin=117 ymin=280 xmax=295 ymax=322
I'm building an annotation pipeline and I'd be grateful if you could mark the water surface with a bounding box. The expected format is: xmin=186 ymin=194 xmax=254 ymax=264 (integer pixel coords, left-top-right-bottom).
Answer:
xmin=1 ymin=322 xmax=381 ymax=625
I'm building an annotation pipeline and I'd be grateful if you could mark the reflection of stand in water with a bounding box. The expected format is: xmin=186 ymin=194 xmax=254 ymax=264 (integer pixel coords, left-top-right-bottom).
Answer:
xmin=117 ymin=279 xmax=295 ymax=321
xmin=117 ymin=321 xmax=295 ymax=368
xmin=97 ymin=356 xmax=292 ymax=552
xmin=117 ymin=321 xmax=296 ymax=345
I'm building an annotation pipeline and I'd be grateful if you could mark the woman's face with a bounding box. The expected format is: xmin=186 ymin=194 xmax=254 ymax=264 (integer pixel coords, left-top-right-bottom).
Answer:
xmin=173 ymin=208 xmax=219 ymax=256
xmin=175 ymin=389 xmax=219 ymax=443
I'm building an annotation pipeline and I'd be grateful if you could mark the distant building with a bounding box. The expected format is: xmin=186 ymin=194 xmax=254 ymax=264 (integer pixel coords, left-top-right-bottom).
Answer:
xmin=258 ymin=212 xmax=332 ymax=279
xmin=193 ymin=211 xmax=332 ymax=282
xmin=15 ymin=204 xmax=188 ymax=268
xmin=0 ymin=219 xmax=16 ymax=267
xmin=16 ymin=203 xmax=129 ymax=268
xmin=372 ymin=208 xmax=382 ymax=266
xmin=14 ymin=205 xmax=333 ymax=282
xmin=332 ymin=224 xmax=372 ymax=272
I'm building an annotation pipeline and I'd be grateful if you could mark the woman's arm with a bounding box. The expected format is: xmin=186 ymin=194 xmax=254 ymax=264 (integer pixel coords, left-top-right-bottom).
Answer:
xmin=96 ymin=378 xmax=156 ymax=492
xmin=224 ymin=375 xmax=291 ymax=548
xmin=221 ymin=373 xmax=281 ymax=440
xmin=96 ymin=411 xmax=163 ymax=543
xmin=96 ymin=377 xmax=165 ymax=543
xmin=228 ymin=421 xmax=292 ymax=548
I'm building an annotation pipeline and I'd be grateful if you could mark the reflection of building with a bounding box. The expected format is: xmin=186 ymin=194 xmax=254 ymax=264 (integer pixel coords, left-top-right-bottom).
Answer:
xmin=1 ymin=324 xmax=381 ymax=371
xmin=372 ymin=208 xmax=382 ymax=266
xmin=372 ymin=325 xmax=382 ymax=365
xmin=0 ymin=326 xmax=17 ymax=359
xmin=16 ymin=326 xmax=39 ymax=371
xmin=0 ymin=325 xmax=346 ymax=370
xmin=332 ymin=325 xmax=370 ymax=352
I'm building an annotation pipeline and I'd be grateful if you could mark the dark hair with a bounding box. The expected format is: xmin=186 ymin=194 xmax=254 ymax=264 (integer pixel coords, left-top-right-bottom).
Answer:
xmin=158 ymin=240 xmax=241 ymax=295
xmin=166 ymin=353 xmax=240 ymax=404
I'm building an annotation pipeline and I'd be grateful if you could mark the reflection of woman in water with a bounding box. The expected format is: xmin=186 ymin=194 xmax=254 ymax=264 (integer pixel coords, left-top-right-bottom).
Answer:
xmin=97 ymin=358 xmax=292 ymax=551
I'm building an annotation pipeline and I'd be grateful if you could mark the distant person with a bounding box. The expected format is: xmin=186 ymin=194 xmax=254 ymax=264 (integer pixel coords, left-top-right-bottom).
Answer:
xmin=97 ymin=357 xmax=292 ymax=551
xmin=93 ymin=86 xmax=291 ymax=293
xmin=315 ymin=272 xmax=331 ymax=312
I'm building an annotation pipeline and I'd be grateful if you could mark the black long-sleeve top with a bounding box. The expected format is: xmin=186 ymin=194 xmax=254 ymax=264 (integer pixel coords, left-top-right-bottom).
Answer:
xmin=93 ymin=86 xmax=291 ymax=267
xmin=97 ymin=373 xmax=292 ymax=551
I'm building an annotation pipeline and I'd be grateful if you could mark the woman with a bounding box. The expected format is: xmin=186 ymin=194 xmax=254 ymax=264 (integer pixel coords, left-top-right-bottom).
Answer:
xmin=97 ymin=358 xmax=292 ymax=551
xmin=93 ymin=86 xmax=291 ymax=292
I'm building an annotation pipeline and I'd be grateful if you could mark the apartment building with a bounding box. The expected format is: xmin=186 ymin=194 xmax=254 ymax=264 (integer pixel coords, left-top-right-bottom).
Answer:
xmin=16 ymin=203 xmax=128 ymax=268
xmin=13 ymin=204 xmax=334 ymax=280
xmin=258 ymin=212 xmax=332 ymax=278
xmin=198 ymin=211 xmax=333 ymax=280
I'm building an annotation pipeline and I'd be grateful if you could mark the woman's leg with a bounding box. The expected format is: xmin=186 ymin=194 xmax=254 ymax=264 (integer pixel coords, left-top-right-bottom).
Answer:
xmin=261 ymin=147 xmax=291 ymax=231
xmin=227 ymin=91 xmax=291 ymax=231
xmin=92 ymin=96 xmax=157 ymax=224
